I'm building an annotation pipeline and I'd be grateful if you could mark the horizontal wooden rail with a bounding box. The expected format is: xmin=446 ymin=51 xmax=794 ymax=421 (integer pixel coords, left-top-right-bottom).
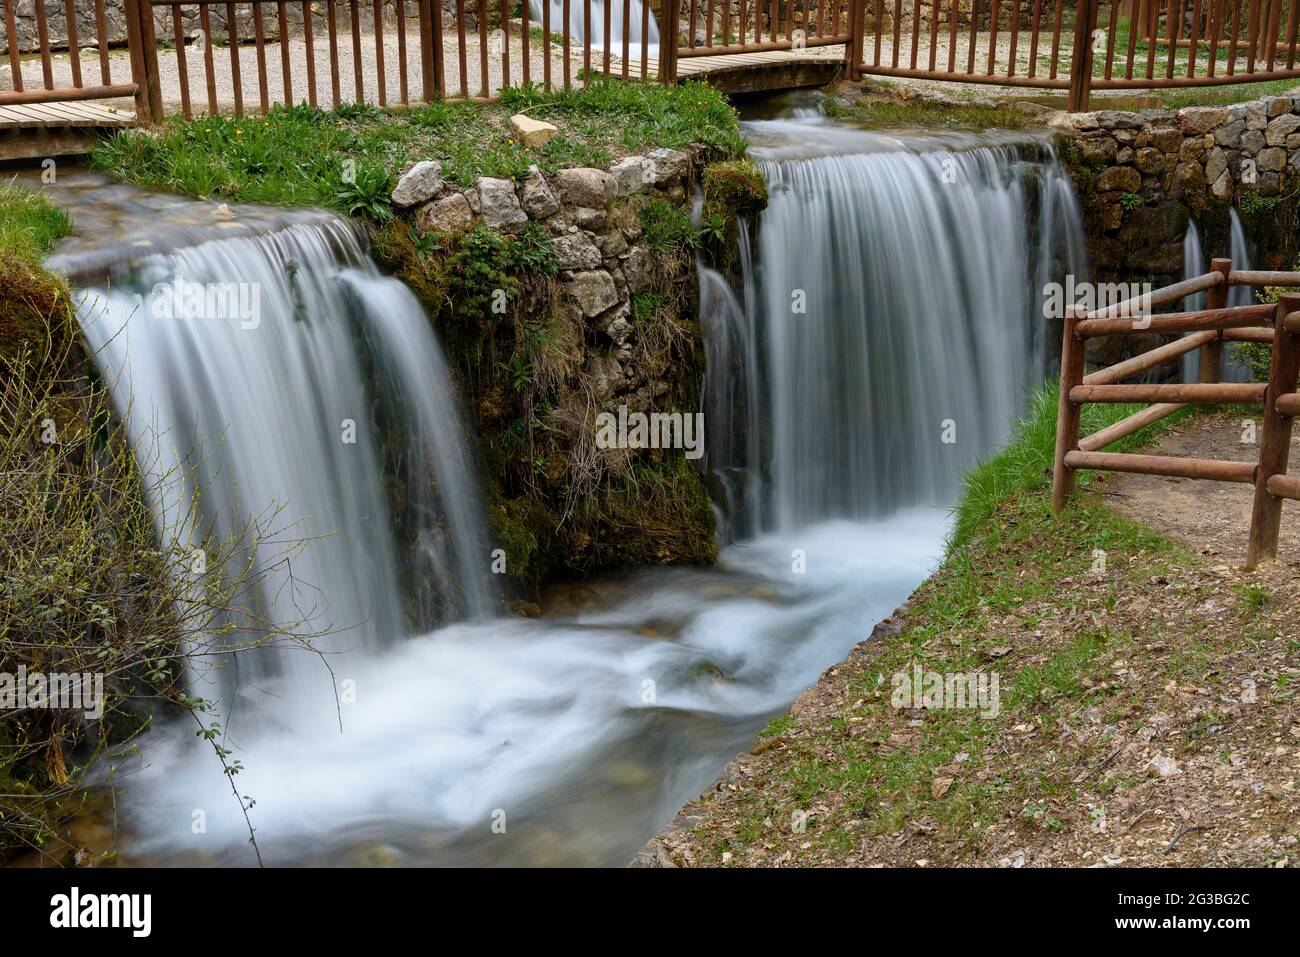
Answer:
xmin=1080 ymin=272 xmax=1224 ymax=321
xmin=0 ymin=84 xmax=139 ymax=106
xmin=1224 ymin=328 xmax=1276 ymax=344
xmin=1082 ymin=332 xmax=1218 ymax=386
xmin=1276 ymin=394 xmax=1300 ymax=417
xmin=849 ymin=65 xmax=1070 ymax=89
xmin=676 ymin=36 xmax=851 ymax=57
xmin=1230 ymin=271 xmax=1300 ymax=287
xmin=1075 ymin=303 xmax=1276 ymax=339
xmin=1284 ymin=311 xmax=1300 ymax=335
xmin=1078 ymin=403 xmax=1186 ymax=453
xmin=1267 ymin=474 xmax=1300 ymax=501
xmin=1070 ymin=383 xmax=1267 ymax=405
xmin=1091 ymin=69 xmax=1300 ymax=89
xmin=1064 ymin=451 xmax=1256 ymax=484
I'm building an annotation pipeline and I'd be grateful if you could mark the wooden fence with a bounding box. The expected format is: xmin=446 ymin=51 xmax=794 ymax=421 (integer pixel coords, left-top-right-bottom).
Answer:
xmin=1 ymin=0 xmax=677 ymax=121
xmin=676 ymin=0 xmax=854 ymax=55
xmin=850 ymin=0 xmax=1300 ymax=110
xmin=1052 ymin=262 xmax=1300 ymax=568
xmin=3 ymin=0 xmax=1300 ymax=120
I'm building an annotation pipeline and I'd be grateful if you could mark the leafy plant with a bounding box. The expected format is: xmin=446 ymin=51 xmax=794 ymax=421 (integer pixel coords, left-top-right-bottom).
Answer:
xmin=335 ymin=163 xmax=394 ymax=221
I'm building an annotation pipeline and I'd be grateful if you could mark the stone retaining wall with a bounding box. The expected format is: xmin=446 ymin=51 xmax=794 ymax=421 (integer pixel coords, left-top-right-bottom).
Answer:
xmin=1055 ymin=96 xmax=1300 ymax=286
xmin=390 ymin=143 xmax=712 ymax=408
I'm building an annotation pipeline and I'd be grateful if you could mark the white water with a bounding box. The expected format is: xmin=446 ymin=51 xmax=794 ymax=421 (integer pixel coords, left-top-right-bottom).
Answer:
xmin=707 ymin=116 xmax=1088 ymax=538
xmin=528 ymin=0 xmax=659 ymax=58
xmin=64 ymin=218 xmax=493 ymax=719
xmin=1182 ymin=209 xmax=1253 ymax=383
xmin=52 ymin=109 xmax=1085 ymax=865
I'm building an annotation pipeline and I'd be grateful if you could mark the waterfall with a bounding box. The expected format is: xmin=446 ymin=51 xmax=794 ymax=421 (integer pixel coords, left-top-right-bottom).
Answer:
xmin=528 ymin=0 xmax=660 ymax=57
xmin=60 ymin=215 xmax=493 ymax=715
xmin=1182 ymin=210 xmax=1253 ymax=383
xmin=706 ymin=126 xmax=1087 ymax=537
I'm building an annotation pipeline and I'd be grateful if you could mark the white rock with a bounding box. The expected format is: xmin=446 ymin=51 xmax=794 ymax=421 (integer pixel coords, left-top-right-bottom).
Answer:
xmin=414 ymin=192 xmax=474 ymax=234
xmin=475 ymin=176 xmax=528 ymax=232
xmin=508 ymin=113 xmax=559 ymax=148
xmin=391 ymin=160 xmax=443 ymax=208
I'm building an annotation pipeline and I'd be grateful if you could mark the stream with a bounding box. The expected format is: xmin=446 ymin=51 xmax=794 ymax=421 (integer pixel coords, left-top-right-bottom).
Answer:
xmin=37 ymin=97 xmax=1085 ymax=866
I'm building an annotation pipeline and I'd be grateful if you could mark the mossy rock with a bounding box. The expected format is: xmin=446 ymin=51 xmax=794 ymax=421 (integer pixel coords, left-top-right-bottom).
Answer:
xmin=703 ymin=159 xmax=769 ymax=219
xmin=0 ymin=258 xmax=74 ymax=365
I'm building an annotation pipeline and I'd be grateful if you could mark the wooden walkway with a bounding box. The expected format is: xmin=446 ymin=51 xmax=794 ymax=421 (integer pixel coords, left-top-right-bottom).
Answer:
xmin=654 ymin=48 xmax=847 ymax=94
xmin=0 ymin=102 xmax=135 ymax=129
xmin=0 ymin=101 xmax=136 ymax=161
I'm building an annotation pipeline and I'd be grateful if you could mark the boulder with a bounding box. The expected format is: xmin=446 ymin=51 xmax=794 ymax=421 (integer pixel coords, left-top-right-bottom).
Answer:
xmin=1210 ymin=169 xmax=1232 ymax=199
xmin=1134 ymin=147 xmax=1165 ymax=175
xmin=1265 ymin=112 xmax=1300 ymax=146
xmin=551 ymin=231 xmax=603 ymax=271
xmin=475 ymin=176 xmax=528 ymax=232
xmin=1150 ymin=127 xmax=1183 ymax=153
xmin=1097 ymin=165 xmax=1141 ymax=193
xmin=610 ymin=156 xmax=652 ymax=195
xmin=520 ymin=167 xmax=560 ymax=219
xmin=507 ymin=113 xmax=558 ymax=148
xmin=1256 ymin=147 xmax=1287 ymax=172
xmin=1178 ymin=107 xmax=1228 ymax=135
xmin=621 ymin=246 xmax=655 ymax=293
xmin=391 ymin=160 xmax=443 ymax=208
xmin=564 ymin=270 xmax=620 ymax=317
xmin=414 ymin=192 xmax=475 ymax=234
xmin=553 ymin=167 xmax=617 ymax=207
xmin=1076 ymin=133 xmax=1117 ymax=164
xmin=643 ymin=147 xmax=690 ymax=186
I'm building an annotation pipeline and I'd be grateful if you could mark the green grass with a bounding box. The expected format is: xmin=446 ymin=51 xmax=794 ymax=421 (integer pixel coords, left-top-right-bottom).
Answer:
xmin=90 ymin=78 xmax=743 ymax=218
xmin=0 ymin=181 xmax=72 ymax=264
xmin=949 ymin=379 xmax=1194 ymax=550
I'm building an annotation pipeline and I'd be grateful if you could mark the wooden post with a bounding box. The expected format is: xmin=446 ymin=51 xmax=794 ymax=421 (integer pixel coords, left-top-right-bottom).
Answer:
xmin=845 ymin=0 xmax=864 ymax=79
xmin=1067 ymin=0 xmax=1098 ymax=112
xmin=1198 ymin=257 xmax=1231 ymax=383
xmin=659 ymin=0 xmax=679 ymax=84
xmin=124 ymin=0 xmax=163 ymax=122
xmin=1246 ymin=294 xmax=1300 ymax=568
xmin=418 ymin=0 xmax=437 ymax=102
xmin=123 ymin=0 xmax=155 ymax=122
xmin=1052 ymin=306 xmax=1088 ymax=513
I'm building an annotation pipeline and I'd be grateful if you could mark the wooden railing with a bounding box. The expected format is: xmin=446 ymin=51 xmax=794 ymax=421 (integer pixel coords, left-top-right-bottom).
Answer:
xmin=675 ymin=0 xmax=854 ymax=55
xmin=4 ymin=0 xmax=1299 ymax=120
xmin=1 ymin=0 xmax=148 ymax=107
xmin=1052 ymin=260 xmax=1300 ymax=568
xmin=852 ymin=0 xmax=1300 ymax=110
xmin=2 ymin=0 xmax=676 ymax=121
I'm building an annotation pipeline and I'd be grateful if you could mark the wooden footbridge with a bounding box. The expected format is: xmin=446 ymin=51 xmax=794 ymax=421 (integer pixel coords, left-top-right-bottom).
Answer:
xmin=4 ymin=0 xmax=1300 ymax=157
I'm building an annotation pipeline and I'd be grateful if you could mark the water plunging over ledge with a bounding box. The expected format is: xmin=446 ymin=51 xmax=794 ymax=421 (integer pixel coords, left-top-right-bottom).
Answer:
xmin=41 ymin=111 xmax=1086 ymax=865
xmin=705 ymin=114 xmax=1088 ymax=540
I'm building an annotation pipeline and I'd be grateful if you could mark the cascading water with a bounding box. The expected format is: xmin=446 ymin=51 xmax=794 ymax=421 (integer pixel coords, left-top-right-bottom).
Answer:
xmin=56 ymin=206 xmax=493 ymax=719
xmin=706 ymin=116 xmax=1088 ymax=538
xmin=1182 ymin=209 xmax=1253 ymax=383
xmin=528 ymin=0 xmax=659 ymax=56
xmin=41 ymin=104 xmax=1087 ymax=866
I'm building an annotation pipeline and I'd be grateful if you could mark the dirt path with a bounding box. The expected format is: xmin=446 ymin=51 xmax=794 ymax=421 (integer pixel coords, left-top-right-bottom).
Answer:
xmin=1102 ymin=412 xmax=1300 ymax=568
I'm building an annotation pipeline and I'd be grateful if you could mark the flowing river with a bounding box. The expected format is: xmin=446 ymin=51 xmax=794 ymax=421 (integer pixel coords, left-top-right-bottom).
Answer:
xmin=42 ymin=99 xmax=1085 ymax=866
